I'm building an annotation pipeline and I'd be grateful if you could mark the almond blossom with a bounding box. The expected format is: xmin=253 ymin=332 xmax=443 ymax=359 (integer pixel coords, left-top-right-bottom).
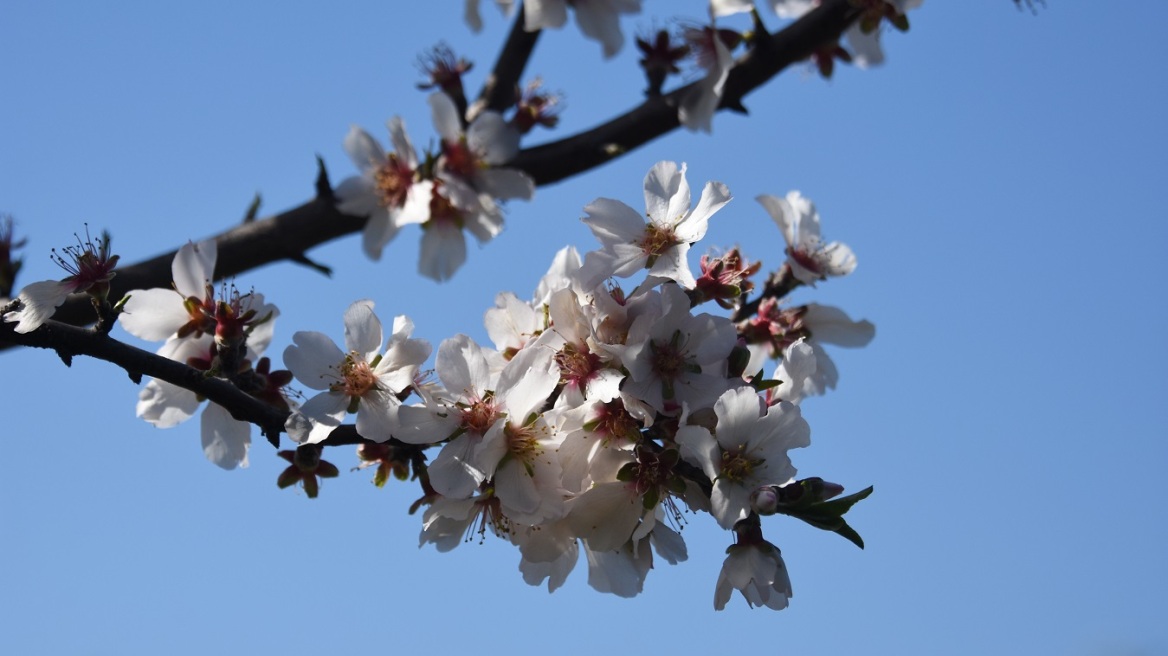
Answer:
xmin=714 ymin=534 xmax=793 ymax=610
xmin=117 ymin=239 xmax=282 ymax=470
xmin=676 ymin=386 xmax=810 ymax=529
xmin=757 ymin=191 xmax=856 ymax=285
xmin=4 ymin=229 xmax=118 ymax=334
xmin=336 ymin=119 xmax=433 ymax=261
xmin=283 ymin=300 xmax=430 ymax=444
xmin=576 ymin=161 xmax=731 ymax=291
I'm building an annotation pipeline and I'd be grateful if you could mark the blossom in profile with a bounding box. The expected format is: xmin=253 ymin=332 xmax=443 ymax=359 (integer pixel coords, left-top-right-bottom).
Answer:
xmin=757 ymin=191 xmax=856 ymax=285
xmin=524 ymin=0 xmax=643 ymax=59
xmin=3 ymin=228 xmax=118 ymax=334
xmin=678 ymin=25 xmax=740 ymax=133
xmin=714 ymin=536 xmax=793 ymax=610
xmin=284 ymin=300 xmax=430 ymax=444
xmin=577 ymin=161 xmax=731 ymax=291
xmin=336 ymin=119 xmax=433 ymax=261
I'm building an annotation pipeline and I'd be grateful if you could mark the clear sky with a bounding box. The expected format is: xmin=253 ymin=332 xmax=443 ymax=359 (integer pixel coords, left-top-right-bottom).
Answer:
xmin=2 ymin=1 xmax=1166 ymax=654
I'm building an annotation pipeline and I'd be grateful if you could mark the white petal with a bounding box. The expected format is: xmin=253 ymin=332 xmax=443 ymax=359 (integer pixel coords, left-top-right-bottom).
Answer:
xmin=804 ymin=304 xmax=876 ymax=347
xmin=201 ymin=402 xmax=250 ymax=470
xmin=343 ymin=299 xmax=383 ymax=361
xmin=283 ymin=331 xmax=344 ymax=390
xmin=355 ymin=387 xmax=400 ymax=442
xmin=756 ymin=194 xmax=797 ymax=247
xmin=118 ymin=287 xmax=187 ymax=341
xmin=428 ymin=92 xmax=464 ymax=144
xmin=467 ymin=111 xmax=520 ymax=164
xmin=525 ymin=0 xmax=568 ymax=30
xmin=343 ymin=125 xmax=387 ymax=174
xmin=643 ymin=161 xmax=687 ymax=225
xmin=4 ymin=280 xmax=73 ymax=333
xmin=476 ymin=168 xmax=534 ymax=201
xmin=419 ymin=222 xmax=468 ymax=282
xmin=137 ymin=378 xmax=201 ymax=428
xmin=172 ymin=240 xmax=217 ymax=299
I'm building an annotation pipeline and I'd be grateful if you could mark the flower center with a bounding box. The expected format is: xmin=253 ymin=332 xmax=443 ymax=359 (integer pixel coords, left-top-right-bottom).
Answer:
xmin=638 ymin=223 xmax=680 ymax=264
xmin=504 ymin=421 xmax=545 ymax=463
xmin=720 ymin=447 xmax=763 ymax=483
xmin=373 ymin=154 xmax=413 ymax=208
xmin=331 ymin=353 xmax=378 ymax=397
xmin=441 ymin=140 xmax=480 ymax=180
xmin=555 ymin=342 xmax=602 ymax=390
xmin=460 ymin=393 xmax=502 ymax=435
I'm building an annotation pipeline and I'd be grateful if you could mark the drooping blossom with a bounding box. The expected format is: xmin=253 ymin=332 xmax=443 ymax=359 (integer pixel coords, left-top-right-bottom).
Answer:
xmin=283 ymin=300 xmax=430 ymax=444
xmin=757 ymin=191 xmax=856 ymax=285
xmin=678 ymin=25 xmax=739 ymax=133
xmin=714 ymin=531 xmax=793 ymax=610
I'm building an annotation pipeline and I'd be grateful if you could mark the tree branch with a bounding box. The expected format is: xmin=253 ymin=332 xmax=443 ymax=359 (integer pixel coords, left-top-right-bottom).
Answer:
xmin=471 ymin=2 xmax=541 ymax=119
xmin=0 ymin=0 xmax=857 ymax=352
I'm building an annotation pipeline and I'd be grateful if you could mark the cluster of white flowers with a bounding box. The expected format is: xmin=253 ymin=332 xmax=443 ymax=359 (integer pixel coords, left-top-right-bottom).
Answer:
xmin=2 ymin=158 xmax=872 ymax=610
xmin=337 ymin=91 xmax=534 ymax=282
xmin=277 ymin=160 xmax=872 ymax=609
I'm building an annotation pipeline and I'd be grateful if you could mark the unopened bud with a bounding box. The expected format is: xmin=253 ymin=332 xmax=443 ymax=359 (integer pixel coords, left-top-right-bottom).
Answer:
xmin=750 ymin=486 xmax=781 ymax=516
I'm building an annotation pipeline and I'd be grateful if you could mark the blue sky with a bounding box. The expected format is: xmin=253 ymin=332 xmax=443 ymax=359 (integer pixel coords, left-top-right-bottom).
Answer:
xmin=2 ymin=1 xmax=1166 ymax=654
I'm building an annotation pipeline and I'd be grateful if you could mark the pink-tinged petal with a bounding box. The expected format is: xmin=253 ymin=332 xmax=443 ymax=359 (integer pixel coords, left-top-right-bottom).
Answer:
xmin=419 ymin=221 xmax=467 ymax=282
xmin=4 ymin=279 xmax=73 ymax=333
xmin=756 ymin=194 xmax=797 ymax=247
xmin=643 ymin=161 xmax=687 ymax=225
xmin=676 ymin=424 xmax=721 ymax=480
xmin=476 ymin=168 xmax=534 ymax=201
xmin=524 ymin=0 xmax=568 ymax=30
xmin=355 ymin=387 xmax=400 ymax=442
xmin=804 ymin=304 xmax=875 ymax=347
xmin=288 ymin=391 xmax=349 ymax=444
xmin=284 ymin=331 xmax=344 ymax=390
xmin=467 ymin=111 xmax=520 ymax=164
xmin=118 ymin=287 xmax=186 ymax=341
xmin=428 ymin=92 xmax=464 ymax=144
xmin=137 ymin=378 xmax=201 ymax=428
xmin=201 ymin=402 xmax=250 ymax=470
xmin=342 ymin=299 xmax=383 ymax=361
xmin=172 ymin=240 xmax=216 ymax=299
xmin=436 ymin=334 xmax=494 ymax=399
xmin=343 ymin=125 xmax=386 ymax=174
